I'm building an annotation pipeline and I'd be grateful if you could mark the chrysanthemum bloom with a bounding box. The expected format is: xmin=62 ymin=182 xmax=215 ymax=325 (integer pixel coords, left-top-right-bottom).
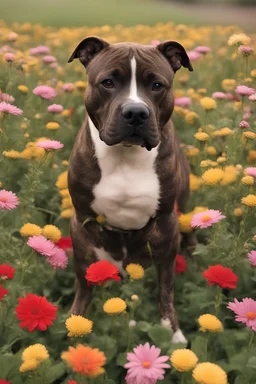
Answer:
xmin=193 ymin=362 xmax=227 ymax=384
xmin=202 ymin=168 xmax=224 ymax=186
xmin=22 ymin=343 xmax=49 ymax=362
xmin=62 ymin=83 xmax=75 ymax=92
xmin=85 ymin=260 xmax=121 ymax=286
xmin=30 ymin=45 xmax=50 ymax=55
xmin=0 ymin=189 xmax=19 ymax=210
xmin=47 ymin=104 xmax=64 ymax=114
xmin=62 ymin=344 xmax=106 ymax=377
xmin=42 ymin=225 xmax=61 ymax=242
xmin=242 ymin=194 xmax=256 ymax=207
xmin=0 ymin=92 xmax=15 ymax=104
xmin=227 ymin=298 xmax=256 ymax=331
xmin=228 ymin=33 xmax=251 ymax=46
xmin=4 ymin=53 xmax=15 ymax=62
xmin=37 ymin=140 xmax=64 ymax=151
xmin=238 ymin=45 xmax=254 ymax=57
xmin=27 ymin=235 xmax=56 ymax=257
xmin=33 ymin=85 xmax=56 ymax=100
xmin=200 ymin=97 xmax=217 ymax=111
xmin=126 ymin=264 xmax=144 ymax=280
xmin=212 ymin=92 xmax=226 ymax=99
xmin=56 ymin=236 xmax=72 ymax=250
xmin=239 ymin=120 xmax=250 ymax=129
xmin=75 ymin=81 xmax=87 ymax=90
xmin=206 ymin=146 xmax=217 ymax=156
xmin=20 ymin=223 xmax=42 ymax=237
xmin=174 ymin=97 xmax=191 ymax=107
xmin=194 ymin=132 xmax=209 ymax=141
xmin=18 ymin=85 xmax=28 ymax=94
xmin=0 ymin=263 xmax=15 ymax=280
xmin=170 ymin=349 xmax=198 ymax=372
xmin=20 ymin=359 xmax=39 ymax=372
xmin=236 ymin=85 xmax=255 ymax=96
xmin=248 ymin=250 xmax=256 ymax=266
xmin=46 ymin=122 xmax=60 ymax=130
xmin=189 ymin=174 xmax=201 ymax=191
xmin=178 ymin=213 xmax=193 ymax=233
xmin=234 ymin=207 xmax=243 ymax=217
xmin=185 ymin=111 xmax=199 ymax=125
xmin=16 ymin=293 xmax=57 ymax=332
xmin=46 ymin=247 xmax=68 ymax=270
xmin=245 ymin=167 xmax=256 ymax=178
xmin=175 ymin=255 xmax=187 ymax=274
xmin=0 ymin=285 xmax=9 ymax=300
xmin=198 ymin=314 xmax=223 ymax=332
xmin=42 ymin=55 xmax=57 ymax=64
xmin=0 ymin=380 xmax=11 ymax=384
xmin=187 ymin=51 xmax=201 ymax=61
xmin=66 ymin=315 xmax=93 ymax=337
xmin=191 ymin=209 xmax=226 ymax=229
xmin=241 ymin=176 xmax=254 ymax=185
xmin=124 ymin=342 xmax=170 ymax=384
xmin=61 ymin=208 xmax=74 ymax=219
xmin=203 ymin=264 xmax=238 ymax=289
xmin=243 ymin=131 xmax=256 ymax=140
xmin=0 ymin=102 xmax=23 ymax=116
xmin=68 ymin=381 xmax=78 ymax=384
xmin=56 ymin=171 xmax=68 ymax=189
xmin=103 ymin=298 xmax=127 ymax=315
xmin=195 ymin=46 xmax=211 ymax=54
xmin=249 ymin=93 xmax=256 ymax=102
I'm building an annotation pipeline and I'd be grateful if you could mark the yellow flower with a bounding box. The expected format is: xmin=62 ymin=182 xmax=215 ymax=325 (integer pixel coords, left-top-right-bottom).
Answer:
xmin=194 ymin=132 xmax=209 ymax=141
xmin=46 ymin=122 xmax=60 ymax=130
xmin=193 ymin=362 xmax=227 ymax=384
xmin=243 ymin=131 xmax=256 ymax=140
xmin=62 ymin=109 xmax=72 ymax=117
xmin=21 ymin=122 xmax=28 ymax=129
xmin=202 ymin=168 xmax=224 ymax=185
xmin=103 ymin=298 xmax=127 ymax=315
xmin=200 ymin=97 xmax=217 ymax=111
xmin=61 ymin=208 xmax=74 ymax=219
xmin=221 ymin=79 xmax=236 ymax=92
xmin=22 ymin=344 xmax=49 ymax=362
xmin=126 ymin=264 xmax=144 ymax=280
xmin=186 ymin=146 xmax=199 ymax=158
xmin=241 ymin=194 xmax=256 ymax=207
xmin=61 ymin=196 xmax=73 ymax=209
xmin=20 ymin=359 xmax=39 ymax=372
xmin=65 ymin=315 xmax=93 ymax=337
xmin=219 ymin=127 xmax=233 ymax=136
xmin=75 ymin=81 xmax=87 ymax=90
xmin=198 ymin=314 xmax=223 ymax=333
xmin=228 ymin=33 xmax=251 ymax=46
xmin=62 ymin=160 xmax=69 ymax=166
xmin=178 ymin=213 xmax=193 ymax=233
xmin=59 ymin=188 xmax=70 ymax=198
xmin=56 ymin=171 xmax=68 ymax=189
xmin=220 ymin=165 xmax=237 ymax=186
xmin=200 ymin=160 xmax=218 ymax=168
xmin=42 ymin=225 xmax=61 ymax=243
xmin=96 ymin=215 xmax=105 ymax=224
xmin=206 ymin=146 xmax=217 ymax=156
xmin=247 ymin=150 xmax=256 ymax=163
xmin=185 ymin=111 xmax=199 ymax=125
xmin=20 ymin=223 xmax=42 ymax=237
xmin=174 ymin=106 xmax=187 ymax=117
xmin=3 ymin=150 xmax=21 ymax=159
xmin=251 ymin=69 xmax=256 ymax=78
xmin=233 ymin=101 xmax=242 ymax=111
xmin=217 ymin=156 xmax=226 ymax=164
xmin=24 ymin=133 xmax=29 ymax=138
xmin=18 ymin=85 xmax=28 ymax=94
xmin=170 ymin=349 xmax=198 ymax=372
xmin=197 ymin=88 xmax=207 ymax=95
xmin=193 ymin=206 xmax=208 ymax=214
xmin=241 ymin=176 xmax=254 ymax=185
xmin=234 ymin=208 xmax=243 ymax=217
xmin=190 ymin=174 xmax=201 ymax=191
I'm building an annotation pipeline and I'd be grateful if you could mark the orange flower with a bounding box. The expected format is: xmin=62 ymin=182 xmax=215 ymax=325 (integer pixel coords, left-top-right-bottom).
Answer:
xmin=61 ymin=344 xmax=106 ymax=378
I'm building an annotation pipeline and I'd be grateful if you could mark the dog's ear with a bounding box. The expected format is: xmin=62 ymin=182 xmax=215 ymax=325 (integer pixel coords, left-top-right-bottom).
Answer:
xmin=157 ymin=41 xmax=193 ymax=73
xmin=68 ymin=36 xmax=109 ymax=67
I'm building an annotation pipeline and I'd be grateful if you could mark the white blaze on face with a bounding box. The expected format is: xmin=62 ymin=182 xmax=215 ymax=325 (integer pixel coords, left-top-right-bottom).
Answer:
xmin=128 ymin=56 xmax=145 ymax=104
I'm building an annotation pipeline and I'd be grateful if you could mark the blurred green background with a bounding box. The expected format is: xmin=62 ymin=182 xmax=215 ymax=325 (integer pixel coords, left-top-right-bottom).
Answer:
xmin=1 ymin=0 xmax=256 ymax=30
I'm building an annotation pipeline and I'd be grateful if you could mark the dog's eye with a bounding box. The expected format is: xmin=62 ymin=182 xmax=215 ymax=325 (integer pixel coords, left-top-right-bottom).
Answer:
xmin=101 ymin=79 xmax=115 ymax=89
xmin=152 ymin=82 xmax=163 ymax=91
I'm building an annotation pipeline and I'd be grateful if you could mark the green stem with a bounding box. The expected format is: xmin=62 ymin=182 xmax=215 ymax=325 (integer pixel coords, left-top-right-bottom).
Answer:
xmin=125 ymin=313 xmax=132 ymax=352
xmin=245 ymin=56 xmax=249 ymax=78
xmin=214 ymin=286 xmax=222 ymax=315
xmin=248 ymin=331 xmax=255 ymax=350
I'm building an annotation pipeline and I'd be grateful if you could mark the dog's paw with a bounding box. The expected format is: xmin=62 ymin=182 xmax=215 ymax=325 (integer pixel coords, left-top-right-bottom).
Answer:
xmin=172 ymin=329 xmax=187 ymax=344
xmin=160 ymin=317 xmax=172 ymax=328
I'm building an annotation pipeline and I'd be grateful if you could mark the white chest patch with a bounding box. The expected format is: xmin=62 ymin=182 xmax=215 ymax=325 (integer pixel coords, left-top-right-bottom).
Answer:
xmin=89 ymin=119 xmax=160 ymax=230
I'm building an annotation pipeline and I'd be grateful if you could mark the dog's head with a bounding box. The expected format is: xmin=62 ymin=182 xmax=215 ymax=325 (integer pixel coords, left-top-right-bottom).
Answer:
xmin=68 ymin=37 xmax=193 ymax=151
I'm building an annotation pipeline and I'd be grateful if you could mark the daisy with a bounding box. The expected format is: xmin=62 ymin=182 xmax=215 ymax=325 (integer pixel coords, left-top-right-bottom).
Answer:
xmin=191 ymin=209 xmax=226 ymax=229
xmin=245 ymin=167 xmax=256 ymax=178
xmin=33 ymin=85 xmax=56 ymax=100
xmin=187 ymin=51 xmax=201 ymax=61
xmin=37 ymin=140 xmax=64 ymax=151
xmin=47 ymin=104 xmax=64 ymax=113
xmin=29 ymin=45 xmax=50 ymax=55
xmin=212 ymin=92 xmax=227 ymax=99
xmin=0 ymin=189 xmax=19 ymax=210
xmin=174 ymin=97 xmax=191 ymax=107
xmin=195 ymin=46 xmax=211 ymax=54
xmin=0 ymin=102 xmax=23 ymax=116
xmin=227 ymin=298 xmax=256 ymax=331
xmin=46 ymin=247 xmax=68 ymax=269
xmin=248 ymin=250 xmax=256 ymax=266
xmin=236 ymin=85 xmax=255 ymax=96
xmin=42 ymin=55 xmax=57 ymax=64
xmin=27 ymin=235 xmax=56 ymax=257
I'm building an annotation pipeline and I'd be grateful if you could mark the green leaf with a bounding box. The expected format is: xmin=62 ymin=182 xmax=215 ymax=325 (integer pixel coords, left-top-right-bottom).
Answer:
xmin=137 ymin=321 xmax=151 ymax=332
xmin=116 ymin=352 xmax=127 ymax=366
xmin=191 ymin=335 xmax=207 ymax=361
xmin=147 ymin=324 xmax=173 ymax=351
xmin=247 ymin=356 xmax=256 ymax=369
xmin=44 ymin=362 xmax=66 ymax=382
xmin=103 ymin=379 xmax=116 ymax=384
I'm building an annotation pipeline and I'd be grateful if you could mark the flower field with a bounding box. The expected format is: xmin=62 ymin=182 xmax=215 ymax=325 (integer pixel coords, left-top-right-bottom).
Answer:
xmin=0 ymin=20 xmax=256 ymax=384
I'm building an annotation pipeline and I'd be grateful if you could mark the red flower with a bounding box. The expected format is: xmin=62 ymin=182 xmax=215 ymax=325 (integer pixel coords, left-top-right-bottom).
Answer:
xmin=85 ymin=260 xmax=121 ymax=286
xmin=68 ymin=381 xmax=80 ymax=384
xmin=56 ymin=236 xmax=72 ymax=250
xmin=0 ymin=380 xmax=11 ymax=384
xmin=175 ymin=255 xmax=187 ymax=274
xmin=203 ymin=264 xmax=238 ymax=289
xmin=0 ymin=285 xmax=9 ymax=300
xmin=0 ymin=263 xmax=15 ymax=280
xmin=15 ymin=293 xmax=58 ymax=332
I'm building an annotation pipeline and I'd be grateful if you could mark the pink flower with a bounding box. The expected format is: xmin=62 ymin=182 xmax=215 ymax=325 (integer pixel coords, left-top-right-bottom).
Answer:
xmin=0 ymin=189 xmax=19 ymax=210
xmin=151 ymin=40 xmax=160 ymax=47
xmin=195 ymin=46 xmax=211 ymax=54
xmin=238 ymin=45 xmax=253 ymax=56
xmin=249 ymin=93 xmax=256 ymax=102
xmin=191 ymin=209 xmax=226 ymax=229
xmin=47 ymin=104 xmax=64 ymax=113
xmin=212 ymin=92 xmax=227 ymax=99
xmin=187 ymin=51 xmax=201 ymax=62
xmin=245 ymin=167 xmax=256 ymax=178
xmin=0 ymin=92 xmax=15 ymax=103
xmin=62 ymin=83 xmax=75 ymax=92
xmin=124 ymin=342 xmax=169 ymax=384
xmin=42 ymin=55 xmax=57 ymax=64
xmin=33 ymin=85 xmax=56 ymax=100
xmin=37 ymin=140 xmax=64 ymax=151
xmin=227 ymin=298 xmax=256 ymax=331
xmin=236 ymin=85 xmax=255 ymax=96
xmin=29 ymin=45 xmax=50 ymax=55
xmin=248 ymin=250 xmax=256 ymax=266
xmin=4 ymin=53 xmax=15 ymax=62
xmin=0 ymin=102 xmax=22 ymax=116
xmin=239 ymin=120 xmax=250 ymax=129
xmin=46 ymin=247 xmax=68 ymax=269
xmin=174 ymin=97 xmax=191 ymax=107
xmin=27 ymin=235 xmax=56 ymax=257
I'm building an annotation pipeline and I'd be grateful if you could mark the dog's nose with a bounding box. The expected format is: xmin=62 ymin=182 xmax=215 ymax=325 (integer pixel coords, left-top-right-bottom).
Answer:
xmin=122 ymin=103 xmax=150 ymax=126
